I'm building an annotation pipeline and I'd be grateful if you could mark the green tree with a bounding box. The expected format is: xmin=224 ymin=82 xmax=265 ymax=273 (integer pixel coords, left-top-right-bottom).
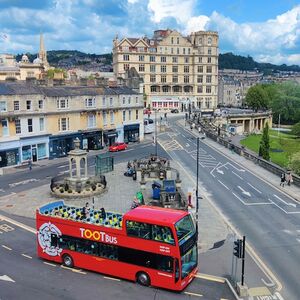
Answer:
xmin=46 ymin=68 xmax=67 ymax=79
xmin=245 ymin=85 xmax=269 ymax=110
xmin=289 ymin=152 xmax=300 ymax=175
xmin=291 ymin=122 xmax=300 ymax=137
xmin=260 ymin=123 xmax=270 ymax=160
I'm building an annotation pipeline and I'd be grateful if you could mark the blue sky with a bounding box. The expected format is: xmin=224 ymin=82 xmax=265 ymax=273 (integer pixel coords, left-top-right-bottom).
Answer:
xmin=0 ymin=0 xmax=299 ymax=65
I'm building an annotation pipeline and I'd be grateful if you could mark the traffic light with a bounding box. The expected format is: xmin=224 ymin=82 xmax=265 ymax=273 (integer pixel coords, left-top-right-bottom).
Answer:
xmin=233 ymin=239 xmax=243 ymax=258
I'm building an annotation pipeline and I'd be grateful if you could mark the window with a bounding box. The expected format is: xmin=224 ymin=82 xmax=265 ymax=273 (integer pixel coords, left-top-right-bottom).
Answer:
xmin=135 ymin=96 xmax=138 ymax=104
xmin=57 ymin=99 xmax=68 ymax=109
xmin=206 ymin=75 xmax=212 ymax=83
xmin=102 ymin=97 xmax=106 ymax=106
xmin=184 ymin=57 xmax=189 ymax=63
xmin=161 ymin=56 xmax=166 ymax=63
xmin=188 ymin=48 xmax=190 ymax=54
xmin=110 ymin=112 xmax=114 ymax=124
xmin=198 ymin=66 xmax=203 ymax=73
xmin=1 ymin=119 xmax=9 ymax=136
xmin=172 ymin=56 xmax=177 ymax=63
xmin=39 ymin=117 xmax=45 ymax=131
xmin=183 ymin=48 xmax=186 ymax=54
xmin=150 ymin=56 xmax=155 ymax=62
xmin=27 ymin=119 xmax=33 ymax=133
xmin=14 ymin=101 xmax=20 ymax=111
xmin=26 ymin=100 xmax=32 ymax=110
xmin=150 ymin=65 xmax=156 ymax=73
xmin=103 ymin=112 xmax=107 ymax=125
xmin=162 ymin=86 xmax=169 ymax=93
xmin=123 ymin=110 xmax=126 ymax=121
xmin=137 ymin=47 xmax=144 ymax=52
xmin=88 ymin=114 xmax=96 ymax=128
xmin=172 ymin=76 xmax=178 ymax=83
xmin=123 ymin=54 xmax=129 ymax=61
xmin=161 ymin=65 xmax=166 ymax=73
xmin=206 ymin=86 xmax=211 ymax=93
xmin=198 ymin=57 xmax=202 ymax=63
xmin=184 ymin=76 xmax=189 ymax=83
xmin=149 ymin=47 xmax=156 ymax=53
xmin=109 ymin=97 xmax=113 ymax=106
xmin=38 ymin=100 xmax=44 ymax=109
xmin=197 ymin=75 xmax=203 ymax=83
xmin=207 ymin=57 xmax=212 ymax=63
xmin=150 ymin=86 xmax=158 ymax=93
xmin=173 ymin=86 xmax=180 ymax=93
xmin=139 ymin=64 xmax=145 ymax=72
xmin=177 ymin=48 xmax=179 ymax=54
xmin=15 ymin=119 xmax=21 ymax=134
xmin=184 ymin=66 xmax=189 ymax=73
xmin=123 ymin=64 xmax=129 ymax=70
xmin=171 ymin=37 xmax=174 ymax=44
xmin=208 ymin=37 xmax=212 ymax=45
xmin=171 ymin=48 xmax=173 ymax=54
xmin=58 ymin=118 xmax=69 ymax=131
xmin=198 ymin=37 xmax=202 ymax=45
xmin=136 ymin=109 xmax=139 ymax=120
xmin=128 ymin=97 xmax=131 ymax=104
xmin=172 ymin=65 xmax=178 ymax=73
xmin=150 ymin=75 xmax=156 ymax=83
xmin=122 ymin=97 xmax=125 ymax=105
xmin=208 ymin=48 xmax=212 ymax=55
xmin=85 ymin=98 xmax=95 ymax=107
xmin=197 ymin=86 xmax=203 ymax=93
xmin=177 ymin=37 xmax=179 ymax=44
xmin=161 ymin=75 xmax=166 ymax=83
xmin=138 ymin=55 xmax=144 ymax=62
xmin=206 ymin=66 xmax=212 ymax=73
xmin=128 ymin=110 xmax=132 ymax=120
xmin=123 ymin=46 xmax=129 ymax=51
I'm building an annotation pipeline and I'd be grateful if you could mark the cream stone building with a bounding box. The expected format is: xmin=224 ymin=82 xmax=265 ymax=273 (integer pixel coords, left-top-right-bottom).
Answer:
xmin=0 ymin=81 xmax=144 ymax=168
xmin=113 ymin=29 xmax=219 ymax=113
xmin=0 ymin=33 xmax=49 ymax=81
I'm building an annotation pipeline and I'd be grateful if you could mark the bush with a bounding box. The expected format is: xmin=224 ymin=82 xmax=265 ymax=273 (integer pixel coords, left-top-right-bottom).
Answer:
xmin=68 ymin=189 xmax=72 ymax=193
xmin=289 ymin=152 xmax=300 ymax=175
xmin=91 ymin=184 xmax=96 ymax=191
xmin=86 ymin=188 xmax=90 ymax=192
xmin=86 ymin=180 xmax=90 ymax=185
xmin=59 ymin=188 xmax=64 ymax=193
xmin=64 ymin=183 xmax=69 ymax=191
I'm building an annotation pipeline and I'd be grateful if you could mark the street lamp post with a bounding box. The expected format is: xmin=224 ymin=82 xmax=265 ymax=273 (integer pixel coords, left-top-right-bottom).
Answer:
xmin=155 ymin=109 xmax=158 ymax=156
xmin=196 ymin=137 xmax=199 ymax=223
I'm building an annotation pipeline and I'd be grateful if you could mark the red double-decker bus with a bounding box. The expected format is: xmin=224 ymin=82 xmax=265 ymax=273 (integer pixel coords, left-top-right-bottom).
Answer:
xmin=36 ymin=201 xmax=198 ymax=291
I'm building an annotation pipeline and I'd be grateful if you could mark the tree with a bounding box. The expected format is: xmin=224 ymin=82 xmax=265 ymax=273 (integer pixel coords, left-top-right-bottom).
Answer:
xmin=289 ymin=152 xmax=300 ymax=175
xmin=291 ymin=122 xmax=300 ymax=137
xmin=260 ymin=123 xmax=270 ymax=160
xmin=245 ymin=85 xmax=269 ymax=110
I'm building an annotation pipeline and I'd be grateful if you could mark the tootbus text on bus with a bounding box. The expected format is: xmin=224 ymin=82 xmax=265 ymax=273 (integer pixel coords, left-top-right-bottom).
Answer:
xmin=36 ymin=201 xmax=198 ymax=291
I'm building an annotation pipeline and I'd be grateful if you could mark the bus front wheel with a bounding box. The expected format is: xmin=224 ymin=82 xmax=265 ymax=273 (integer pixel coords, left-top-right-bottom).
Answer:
xmin=136 ymin=272 xmax=150 ymax=286
xmin=62 ymin=254 xmax=74 ymax=268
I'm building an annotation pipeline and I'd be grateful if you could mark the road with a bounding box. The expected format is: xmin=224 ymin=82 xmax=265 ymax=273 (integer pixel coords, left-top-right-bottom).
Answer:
xmin=158 ymin=117 xmax=300 ymax=299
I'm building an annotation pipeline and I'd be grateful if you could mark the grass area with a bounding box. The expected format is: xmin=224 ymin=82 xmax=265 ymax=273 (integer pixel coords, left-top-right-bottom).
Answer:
xmin=240 ymin=130 xmax=300 ymax=168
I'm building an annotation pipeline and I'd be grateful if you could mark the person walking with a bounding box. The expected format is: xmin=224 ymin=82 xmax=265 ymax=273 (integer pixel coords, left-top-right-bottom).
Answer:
xmin=286 ymin=172 xmax=293 ymax=186
xmin=28 ymin=159 xmax=32 ymax=171
xmin=280 ymin=173 xmax=286 ymax=187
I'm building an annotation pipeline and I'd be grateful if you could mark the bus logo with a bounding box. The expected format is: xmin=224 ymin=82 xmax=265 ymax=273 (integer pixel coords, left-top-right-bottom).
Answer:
xmin=38 ymin=222 xmax=62 ymax=257
xmin=79 ymin=228 xmax=118 ymax=244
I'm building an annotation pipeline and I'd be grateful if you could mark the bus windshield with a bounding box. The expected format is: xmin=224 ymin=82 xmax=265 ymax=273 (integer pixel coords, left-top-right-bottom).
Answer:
xmin=175 ymin=215 xmax=196 ymax=243
xmin=181 ymin=245 xmax=197 ymax=279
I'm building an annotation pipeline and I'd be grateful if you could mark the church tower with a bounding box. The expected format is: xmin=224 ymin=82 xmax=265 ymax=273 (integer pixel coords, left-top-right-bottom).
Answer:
xmin=38 ymin=33 xmax=49 ymax=69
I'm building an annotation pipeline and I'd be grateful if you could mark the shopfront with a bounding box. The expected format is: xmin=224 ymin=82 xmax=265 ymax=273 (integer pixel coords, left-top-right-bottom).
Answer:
xmin=81 ymin=130 xmax=103 ymax=150
xmin=103 ymin=130 xmax=118 ymax=146
xmin=49 ymin=133 xmax=81 ymax=159
xmin=20 ymin=135 xmax=49 ymax=163
xmin=0 ymin=140 xmax=20 ymax=167
xmin=124 ymin=124 xmax=140 ymax=143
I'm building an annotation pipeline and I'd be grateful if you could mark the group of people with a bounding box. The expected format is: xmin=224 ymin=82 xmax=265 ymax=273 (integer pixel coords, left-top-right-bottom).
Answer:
xmin=280 ymin=172 xmax=293 ymax=187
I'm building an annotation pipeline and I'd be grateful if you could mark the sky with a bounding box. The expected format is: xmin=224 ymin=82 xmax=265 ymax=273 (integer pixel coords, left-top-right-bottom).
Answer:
xmin=0 ymin=0 xmax=299 ymax=65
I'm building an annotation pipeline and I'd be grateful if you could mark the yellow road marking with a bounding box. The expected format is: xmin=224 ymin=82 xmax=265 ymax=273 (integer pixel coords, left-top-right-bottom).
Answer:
xmin=2 ymin=245 xmax=12 ymax=250
xmin=184 ymin=291 xmax=203 ymax=297
xmin=103 ymin=276 xmax=121 ymax=281
xmin=21 ymin=254 xmax=32 ymax=259
xmin=43 ymin=262 xmax=57 ymax=267
xmin=194 ymin=273 xmax=225 ymax=283
xmin=0 ymin=214 xmax=35 ymax=234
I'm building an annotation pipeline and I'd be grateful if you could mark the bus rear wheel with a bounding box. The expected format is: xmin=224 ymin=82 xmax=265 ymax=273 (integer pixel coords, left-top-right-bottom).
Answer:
xmin=136 ymin=272 xmax=150 ymax=286
xmin=62 ymin=254 xmax=74 ymax=268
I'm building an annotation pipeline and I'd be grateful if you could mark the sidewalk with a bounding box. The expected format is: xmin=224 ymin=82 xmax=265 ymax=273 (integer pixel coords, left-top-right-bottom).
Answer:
xmin=179 ymin=119 xmax=300 ymax=202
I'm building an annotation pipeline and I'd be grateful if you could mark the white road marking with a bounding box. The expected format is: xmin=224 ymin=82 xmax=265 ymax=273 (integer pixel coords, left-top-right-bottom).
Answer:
xmin=57 ymin=165 xmax=68 ymax=168
xmin=218 ymin=180 xmax=229 ymax=190
xmin=21 ymin=254 xmax=32 ymax=259
xmin=247 ymin=183 xmax=262 ymax=194
xmin=2 ymin=245 xmax=12 ymax=250
xmin=0 ymin=214 xmax=36 ymax=234
xmin=296 ymin=238 xmax=300 ymax=243
xmin=103 ymin=276 xmax=120 ymax=281
xmin=238 ymin=186 xmax=251 ymax=197
xmin=0 ymin=189 xmax=5 ymax=193
xmin=186 ymin=143 xmax=190 ymax=147
xmin=184 ymin=291 xmax=203 ymax=297
xmin=275 ymin=292 xmax=286 ymax=300
xmin=233 ymin=192 xmax=246 ymax=205
xmin=9 ymin=178 xmax=40 ymax=188
xmin=269 ymin=199 xmax=300 ymax=214
xmin=217 ymin=169 xmax=224 ymax=175
xmin=0 ymin=275 xmax=15 ymax=283
xmin=273 ymin=194 xmax=296 ymax=207
xmin=232 ymin=171 xmax=243 ymax=180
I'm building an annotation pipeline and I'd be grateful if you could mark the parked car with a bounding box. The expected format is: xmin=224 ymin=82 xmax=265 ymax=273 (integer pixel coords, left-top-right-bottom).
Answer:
xmin=170 ymin=109 xmax=179 ymax=113
xmin=109 ymin=142 xmax=128 ymax=152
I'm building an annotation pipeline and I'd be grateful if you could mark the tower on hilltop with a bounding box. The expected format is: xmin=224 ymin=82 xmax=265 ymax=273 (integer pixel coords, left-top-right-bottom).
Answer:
xmin=38 ymin=33 xmax=49 ymax=69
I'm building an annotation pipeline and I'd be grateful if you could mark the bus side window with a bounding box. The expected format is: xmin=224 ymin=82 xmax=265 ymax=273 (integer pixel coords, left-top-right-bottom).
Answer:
xmin=175 ymin=258 xmax=180 ymax=282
